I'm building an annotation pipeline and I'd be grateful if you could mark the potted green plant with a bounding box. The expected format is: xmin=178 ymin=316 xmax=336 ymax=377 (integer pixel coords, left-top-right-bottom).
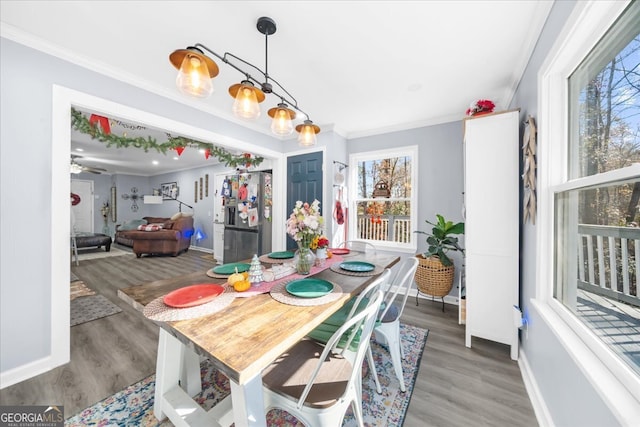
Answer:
xmin=413 ymin=214 xmax=465 ymax=302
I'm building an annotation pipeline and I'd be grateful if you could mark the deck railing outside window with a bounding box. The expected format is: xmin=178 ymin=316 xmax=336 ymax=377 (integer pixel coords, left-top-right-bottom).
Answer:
xmin=356 ymin=215 xmax=411 ymax=243
xmin=578 ymin=224 xmax=640 ymax=307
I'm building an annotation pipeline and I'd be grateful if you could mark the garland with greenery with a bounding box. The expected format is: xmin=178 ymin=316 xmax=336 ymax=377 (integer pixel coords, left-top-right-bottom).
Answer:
xmin=70 ymin=108 xmax=264 ymax=168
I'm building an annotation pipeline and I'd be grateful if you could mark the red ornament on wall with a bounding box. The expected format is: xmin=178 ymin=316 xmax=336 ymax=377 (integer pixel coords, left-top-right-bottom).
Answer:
xmin=175 ymin=146 xmax=185 ymax=156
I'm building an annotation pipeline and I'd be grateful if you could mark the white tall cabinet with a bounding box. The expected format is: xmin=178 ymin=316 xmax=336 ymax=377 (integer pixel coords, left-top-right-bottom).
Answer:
xmin=464 ymin=110 xmax=519 ymax=360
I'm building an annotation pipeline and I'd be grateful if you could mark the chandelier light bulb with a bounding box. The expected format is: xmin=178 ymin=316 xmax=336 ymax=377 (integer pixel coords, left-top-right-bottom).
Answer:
xmin=176 ymin=54 xmax=213 ymax=98
xmin=296 ymin=120 xmax=320 ymax=147
xmin=232 ymin=82 xmax=262 ymax=120
xmin=268 ymin=103 xmax=295 ymax=136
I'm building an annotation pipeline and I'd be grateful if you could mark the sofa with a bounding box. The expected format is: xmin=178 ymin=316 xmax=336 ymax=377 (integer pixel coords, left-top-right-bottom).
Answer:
xmin=115 ymin=214 xmax=194 ymax=257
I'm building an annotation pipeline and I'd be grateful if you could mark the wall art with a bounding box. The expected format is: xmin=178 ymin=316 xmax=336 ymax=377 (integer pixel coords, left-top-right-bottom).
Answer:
xmin=161 ymin=182 xmax=178 ymax=200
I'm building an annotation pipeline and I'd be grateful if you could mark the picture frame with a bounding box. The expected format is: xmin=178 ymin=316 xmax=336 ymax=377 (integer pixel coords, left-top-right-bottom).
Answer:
xmin=161 ymin=182 xmax=178 ymax=200
xmin=110 ymin=186 xmax=117 ymax=222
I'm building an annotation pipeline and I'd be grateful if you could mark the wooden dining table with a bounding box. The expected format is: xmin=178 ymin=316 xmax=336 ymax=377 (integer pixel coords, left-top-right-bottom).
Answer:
xmin=118 ymin=253 xmax=400 ymax=427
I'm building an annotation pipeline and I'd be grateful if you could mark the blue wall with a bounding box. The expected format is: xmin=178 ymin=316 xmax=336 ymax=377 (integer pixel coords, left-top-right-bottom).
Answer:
xmin=509 ymin=1 xmax=619 ymax=424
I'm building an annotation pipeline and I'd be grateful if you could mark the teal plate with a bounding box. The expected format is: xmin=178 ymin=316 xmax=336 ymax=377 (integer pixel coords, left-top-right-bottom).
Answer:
xmin=268 ymin=251 xmax=295 ymax=259
xmin=212 ymin=262 xmax=250 ymax=275
xmin=286 ymin=279 xmax=334 ymax=298
xmin=339 ymin=261 xmax=375 ymax=272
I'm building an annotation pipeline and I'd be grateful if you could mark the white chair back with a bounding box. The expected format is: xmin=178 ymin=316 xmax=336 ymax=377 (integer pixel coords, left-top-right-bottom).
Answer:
xmin=334 ymin=268 xmax=391 ymax=354
xmin=379 ymin=256 xmax=419 ymax=323
xmin=337 ymin=240 xmax=377 ymax=255
xmin=294 ymin=290 xmax=384 ymax=410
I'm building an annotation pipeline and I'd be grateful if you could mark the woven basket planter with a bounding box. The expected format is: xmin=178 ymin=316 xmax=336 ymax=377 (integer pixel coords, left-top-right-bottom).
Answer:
xmin=414 ymin=254 xmax=454 ymax=297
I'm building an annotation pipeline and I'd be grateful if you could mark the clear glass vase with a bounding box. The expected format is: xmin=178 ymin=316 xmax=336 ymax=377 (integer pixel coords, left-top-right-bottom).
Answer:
xmin=296 ymin=243 xmax=316 ymax=275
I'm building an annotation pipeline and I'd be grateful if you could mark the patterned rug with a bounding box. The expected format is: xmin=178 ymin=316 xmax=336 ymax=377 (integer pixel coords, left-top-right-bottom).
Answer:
xmin=65 ymin=324 xmax=428 ymax=426
xmin=70 ymin=280 xmax=96 ymax=301
xmin=77 ymin=246 xmax=131 ymax=261
xmin=70 ymin=294 xmax=122 ymax=327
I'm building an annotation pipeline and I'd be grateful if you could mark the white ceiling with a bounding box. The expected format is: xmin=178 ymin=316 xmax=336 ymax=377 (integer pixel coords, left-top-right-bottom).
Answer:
xmin=1 ymin=1 xmax=553 ymax=175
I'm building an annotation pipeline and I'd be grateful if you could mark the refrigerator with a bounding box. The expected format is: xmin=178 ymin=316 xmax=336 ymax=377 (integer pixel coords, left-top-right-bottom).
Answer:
xmin=222 ymin=171 xmax=273 ymax=263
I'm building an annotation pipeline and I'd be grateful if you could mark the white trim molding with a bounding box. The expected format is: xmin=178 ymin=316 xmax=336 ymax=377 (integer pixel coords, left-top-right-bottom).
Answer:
xmin=519 ymin=348 xmax=554 ymax=427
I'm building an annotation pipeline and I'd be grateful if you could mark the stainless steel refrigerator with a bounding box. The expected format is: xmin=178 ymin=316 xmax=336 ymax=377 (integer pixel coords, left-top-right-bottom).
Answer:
xmin=222 ymin=171 xmax=273 ymax=263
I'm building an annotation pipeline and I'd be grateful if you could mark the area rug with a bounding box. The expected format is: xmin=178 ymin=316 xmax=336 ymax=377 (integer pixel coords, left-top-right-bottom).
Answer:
xmin=70 ymin=280 xmax=96 ymax=301
xmin=77 ymin=246 xmax=131 ymax=261
xmin=65 ymin=324 xmax=428 ymax=426
xmin=70 ymin=294 xmax=122 ymax=327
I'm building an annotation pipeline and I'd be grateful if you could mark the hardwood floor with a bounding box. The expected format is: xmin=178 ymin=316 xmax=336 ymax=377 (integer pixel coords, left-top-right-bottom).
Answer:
xmin=0 ymin=248 xmax=538 ymax=426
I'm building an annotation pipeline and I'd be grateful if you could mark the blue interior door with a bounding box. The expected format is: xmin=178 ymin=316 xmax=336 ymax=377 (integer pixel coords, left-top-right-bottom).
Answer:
xmin=287 ymin=151 xmax=323 ymax=250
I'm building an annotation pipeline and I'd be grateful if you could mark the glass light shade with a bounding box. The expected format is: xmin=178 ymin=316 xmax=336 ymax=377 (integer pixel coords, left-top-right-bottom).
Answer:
xmin=232 ymin=83 xmax=261 ymax=120
xmin=296 ymin=120 xmax=320 ymax=146
xmin=268 ymin=104 xmax=295 ymax=136
xmin=70 ymin=163 xmax=83 ymax=174
xmin=176 ymin=54 xmax=213 ymax=98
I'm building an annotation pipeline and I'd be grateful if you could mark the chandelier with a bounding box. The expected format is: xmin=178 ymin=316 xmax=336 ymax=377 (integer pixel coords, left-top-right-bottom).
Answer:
xmin=169 ymin=16 xmax=320 ymax=146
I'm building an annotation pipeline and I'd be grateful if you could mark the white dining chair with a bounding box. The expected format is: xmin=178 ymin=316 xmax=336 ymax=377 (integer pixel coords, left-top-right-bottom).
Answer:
xmin=368 ymin=256 xmax=419 ymax=393
xmin=261 ymin=290 xmax=384 ymax=427
xmin=306 ymin=269 xmax=391 ymax=350
xmin=336 ymin=240 xmax=377 ymax=256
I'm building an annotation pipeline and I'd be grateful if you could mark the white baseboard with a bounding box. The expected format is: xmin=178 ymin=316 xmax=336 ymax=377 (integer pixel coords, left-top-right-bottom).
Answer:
xmin=519 ymin=349 xmax=554 ymax=427
xmin=189 ymin=245 xmax=212 ymax=253
xmin=1 ymin=355 xmax=61 ymax=390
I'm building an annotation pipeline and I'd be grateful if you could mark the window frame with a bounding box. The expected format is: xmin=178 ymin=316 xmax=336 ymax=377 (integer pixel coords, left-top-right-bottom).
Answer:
xmin=536 ymin=0 xmax=640 ymax=421
xmin=348 ymin=145 xmax=418 ymax=253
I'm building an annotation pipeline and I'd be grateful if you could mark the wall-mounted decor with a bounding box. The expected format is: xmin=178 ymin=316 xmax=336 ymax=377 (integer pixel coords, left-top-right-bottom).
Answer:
xmin=110 ymin=187 xmax=117 ymax=222
xmin=121 ymin=187 xmax=141 ymax=212
xmin=205 ymin=174 xmax=209 ymax=197
xmin=194 ymin=181 xmax=198 ymax=203
xmin=161 ymin=182 xmax=178 ymax=200
xmin=522 ymin=115 xmax=537 ymax=225
xmin=200 ymin=177 xmax=203 ymax=200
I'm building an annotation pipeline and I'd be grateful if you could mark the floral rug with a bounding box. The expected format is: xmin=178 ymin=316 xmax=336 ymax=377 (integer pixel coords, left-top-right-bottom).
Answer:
xmin=65 ymin=324 xmax=428 ymax=426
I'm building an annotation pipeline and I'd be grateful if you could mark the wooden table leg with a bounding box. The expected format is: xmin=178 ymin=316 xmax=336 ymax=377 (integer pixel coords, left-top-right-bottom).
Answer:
xmin=229 ymin=374 xmax=267 ymax=427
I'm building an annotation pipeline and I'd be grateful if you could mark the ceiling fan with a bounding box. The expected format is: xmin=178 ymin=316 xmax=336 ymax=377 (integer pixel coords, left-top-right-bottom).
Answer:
xmin=70 ymin=154 xmax=107 ymax=174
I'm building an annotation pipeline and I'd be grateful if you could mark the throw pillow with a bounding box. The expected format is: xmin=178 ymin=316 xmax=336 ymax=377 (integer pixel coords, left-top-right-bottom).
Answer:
xmin=137 ymin=224 xmax=164 ymax=231
xmin=163 ymin=220 xmax=175 ymax=230
xmin=143 ymin=216 xmax=169 ymax=224
xmin=119 ymin=219 xmax=147 ymax=230
xmin=170 ymin=212 xmax=182 ymax=221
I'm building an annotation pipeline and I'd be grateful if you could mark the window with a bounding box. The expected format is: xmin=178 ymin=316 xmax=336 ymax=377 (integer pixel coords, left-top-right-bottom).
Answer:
xmin=539 ymin=0 xmax=640 ymax=415
xmin=555 ymin=0 xmax=640 ymax=376
xmin=348 ymin=146 xmax=417 ymax=252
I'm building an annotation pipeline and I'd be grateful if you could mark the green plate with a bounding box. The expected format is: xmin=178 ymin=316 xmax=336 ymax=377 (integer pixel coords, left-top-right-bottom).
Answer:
xmin=339 ymin=261 xmax=375 ymax=272
xmin=268 ymin=251 xmax=295 ymax=259
xmin=286 ymin=279 xmax=334 ymax=298
xmin=212 ymin=262 xmax=250 ymax=275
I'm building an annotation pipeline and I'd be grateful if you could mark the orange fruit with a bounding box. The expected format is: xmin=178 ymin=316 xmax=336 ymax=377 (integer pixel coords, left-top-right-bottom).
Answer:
xmin=233 ymin=279 xmax=251 ymax=292
xmin=327 ymin=250 xmax=333 ymax=259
